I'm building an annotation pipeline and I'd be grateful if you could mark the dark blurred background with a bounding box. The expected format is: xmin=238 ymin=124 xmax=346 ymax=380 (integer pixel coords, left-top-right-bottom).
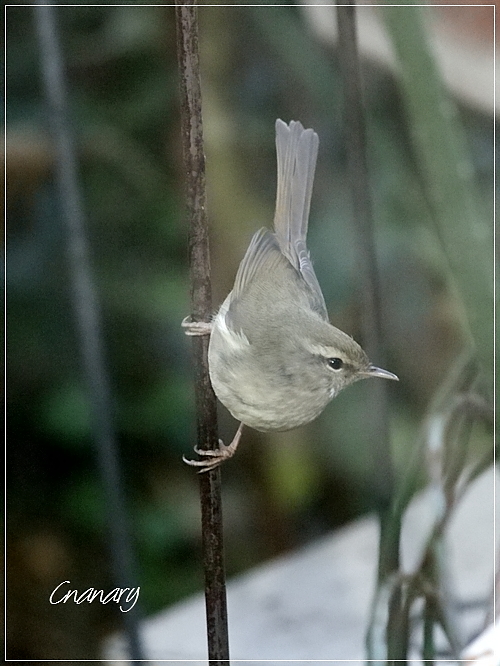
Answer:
xmin=5 ymin=1 xmax=494 ymax=660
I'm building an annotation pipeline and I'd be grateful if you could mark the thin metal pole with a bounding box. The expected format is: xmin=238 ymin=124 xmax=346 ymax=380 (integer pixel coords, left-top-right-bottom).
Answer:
xmin=336 ymin=3 xmax=402 ymax=662
xmin=33 ymin=3 xmax=143 ymax=661
xmin=175 ymin=1 xmax=230 ymax=663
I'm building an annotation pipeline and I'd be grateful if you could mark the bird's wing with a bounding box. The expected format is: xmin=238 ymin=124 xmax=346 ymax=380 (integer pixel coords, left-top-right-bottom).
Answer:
xmin=228 ymin=226 xmax=327 ymax=330
xmin=231 ymin=227 xmax=282 ymax=300
xmin=295 ymin=239 xmax=328 ymax=318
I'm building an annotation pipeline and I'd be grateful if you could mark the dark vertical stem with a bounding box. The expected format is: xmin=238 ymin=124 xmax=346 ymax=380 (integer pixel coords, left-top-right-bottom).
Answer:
xmin=33 ymin=2 xmax=143 ymax=662
xmin=422 ymin=597 xmax=435 ymax=663
xmin=175 ymin=2 xmax=230 ymax=663
xmin=335 ymin=2 xmax=393 ymax=500
xmin=336 ymin=2 xmax=401 ymax=662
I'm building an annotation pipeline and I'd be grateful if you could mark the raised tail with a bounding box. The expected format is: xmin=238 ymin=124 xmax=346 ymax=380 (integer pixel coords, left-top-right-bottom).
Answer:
xmin=273 ymin=119 xmax=319 ymax=269
xmin=273 ymin=119 xmax=326 ymax=318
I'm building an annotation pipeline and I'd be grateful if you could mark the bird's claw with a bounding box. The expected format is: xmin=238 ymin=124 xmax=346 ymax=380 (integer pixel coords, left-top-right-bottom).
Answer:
xmin=192 ymin=441 xmax=225 ymax=457
xmin=182 ymin=454 xmax=225 ymax=473
xmin=183 ymin=441 xmax=234 ymax=473
xmin=183 ymin=424 xmax=244 ymax=473
xmin=181 ymin=316 xmax=212 ymax=337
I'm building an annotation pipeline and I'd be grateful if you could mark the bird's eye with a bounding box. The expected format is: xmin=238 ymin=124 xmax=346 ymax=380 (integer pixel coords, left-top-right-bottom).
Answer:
xmin=328 ymin=358 xmax=343 ymax=370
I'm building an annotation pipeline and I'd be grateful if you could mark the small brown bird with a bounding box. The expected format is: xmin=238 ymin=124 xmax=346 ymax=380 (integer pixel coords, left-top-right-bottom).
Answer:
xmin=183 ymin=119 xmax=398 ymax=471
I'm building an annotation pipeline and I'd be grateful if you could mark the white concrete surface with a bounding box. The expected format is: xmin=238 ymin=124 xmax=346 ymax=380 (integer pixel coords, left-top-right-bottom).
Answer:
xmin=104 ymin=466 xmax=498 ymax=663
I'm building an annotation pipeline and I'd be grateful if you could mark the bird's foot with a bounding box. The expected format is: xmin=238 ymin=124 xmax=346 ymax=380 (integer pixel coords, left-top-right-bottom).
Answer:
xmin=181 ymin=316 xmax=212 ymax=337
xmin=183 ymin=423 xmax=244 ymax=473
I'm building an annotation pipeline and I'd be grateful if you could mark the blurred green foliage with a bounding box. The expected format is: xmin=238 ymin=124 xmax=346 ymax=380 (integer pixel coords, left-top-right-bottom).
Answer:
xmin=6 ymin=2 xmax=493 ymax=660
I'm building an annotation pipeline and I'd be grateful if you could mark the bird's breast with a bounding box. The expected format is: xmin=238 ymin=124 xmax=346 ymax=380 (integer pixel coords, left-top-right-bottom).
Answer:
xmin=208 ymin=317 xmax=331 ymax=431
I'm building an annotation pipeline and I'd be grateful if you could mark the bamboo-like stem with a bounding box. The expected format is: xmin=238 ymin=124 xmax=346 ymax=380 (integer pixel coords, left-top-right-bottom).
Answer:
xmin=175 ymin=2 xmax=230 ymax=663
xmin=335 ymin=4 xmax=401 ymax=662
xmin=34 ymin=2 xmax=143 ymax=662
xmin=382 ymin=1 xmax=493 ymax=397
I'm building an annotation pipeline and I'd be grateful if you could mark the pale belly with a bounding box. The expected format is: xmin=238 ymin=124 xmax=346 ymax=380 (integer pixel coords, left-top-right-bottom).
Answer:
xmin=208 ymin=344 xmax=330 ymax=432
xmin=213 ymin=383 xmax=329 ymax=432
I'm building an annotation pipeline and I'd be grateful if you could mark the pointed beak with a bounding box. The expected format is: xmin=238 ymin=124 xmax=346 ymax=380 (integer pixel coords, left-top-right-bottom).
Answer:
xmin=365 ymin=365 xmax=399 ymax=381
